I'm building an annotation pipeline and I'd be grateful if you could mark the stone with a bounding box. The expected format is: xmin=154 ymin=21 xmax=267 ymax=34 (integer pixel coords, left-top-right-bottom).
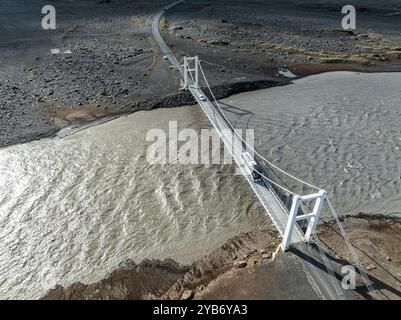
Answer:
xmin=234 ymin=260 xmax=247 ymax=268
xmin=197 ymin=285 xmax=205 ymax=292
xmin=181 ymin=290 xmax=194 ymax=300
xmin=118 ymin=259 xmax=137 ymax=271
xmin=170 ymin=25 xmax=184 ymax=31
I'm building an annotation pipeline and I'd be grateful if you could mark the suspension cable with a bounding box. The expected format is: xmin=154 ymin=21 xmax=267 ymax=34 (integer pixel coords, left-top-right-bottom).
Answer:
xmin=241 ymin=156 xmax=296 ymax=195
xmin=197 ymin=62 xmax=320 ymax=191
xmin=190 ymin=59 xmax=380 ymax=298
xmin=188 ymin=80 xmax=296 ymax=195
xmin=325 ymin=197 xmax=378 ymax=299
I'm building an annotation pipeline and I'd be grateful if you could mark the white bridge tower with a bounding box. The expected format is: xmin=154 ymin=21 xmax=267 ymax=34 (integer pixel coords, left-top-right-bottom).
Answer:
xmin=183 ymin=56 xmax=200 ymax=89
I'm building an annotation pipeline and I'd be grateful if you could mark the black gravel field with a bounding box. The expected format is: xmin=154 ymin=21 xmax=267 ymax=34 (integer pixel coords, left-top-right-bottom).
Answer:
xmin=2 ymin=0 xmax=401 ymax=147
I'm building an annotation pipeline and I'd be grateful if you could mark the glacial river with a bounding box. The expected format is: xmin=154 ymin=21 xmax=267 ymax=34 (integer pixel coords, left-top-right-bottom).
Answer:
xmin=223 ymin=71 xmax=401 ymax=218
xmin=0 ymin=106 xmax=269 ymax=299
xmin=0 ymin=71 xmax=400 ymax=299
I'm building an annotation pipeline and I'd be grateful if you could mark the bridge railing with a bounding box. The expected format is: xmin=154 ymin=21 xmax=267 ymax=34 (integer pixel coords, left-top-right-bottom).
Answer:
xmin=180 ymin=55 xmax=377 ymax=298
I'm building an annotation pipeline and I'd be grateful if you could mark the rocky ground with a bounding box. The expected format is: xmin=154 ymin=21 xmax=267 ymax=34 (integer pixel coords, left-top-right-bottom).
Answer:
xmin=3 ymin=0 xmax=401 ymax=147
xmin=42 ymin=216 xmax=401 ymax=300
xmin=163 ymin=0 xmax=401 ymax=82
xmin=0 ymin=0 xmax=181 ymax=147
xmin=318 ymin=215 xmax=401 ymax=300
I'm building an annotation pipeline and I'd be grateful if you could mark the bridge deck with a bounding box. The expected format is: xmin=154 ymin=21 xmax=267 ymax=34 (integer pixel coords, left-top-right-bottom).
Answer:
xmin=151 ymin=1 xmax=374 ymax=300
xmin=151 ymin=0 xmax=302 ymax=241
xmin=190 ymin=87 xmax=355 ymax=300
xmin=189 ymin=87 xmax=303 ymax=243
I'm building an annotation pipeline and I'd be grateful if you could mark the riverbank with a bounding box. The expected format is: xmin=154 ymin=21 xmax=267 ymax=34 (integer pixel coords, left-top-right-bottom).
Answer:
xmin=0 ymin=0 xmax=286 ymax=148
xmin=2 ymin=73 xmax=400 ymax=299
xmin=0 ymin=105 xmax=276 ymax=300
xmin=42 ymin=215 xmax=401 ymax=300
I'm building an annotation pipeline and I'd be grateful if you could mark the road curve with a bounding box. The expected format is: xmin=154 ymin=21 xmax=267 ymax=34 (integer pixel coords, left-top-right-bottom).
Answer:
xmin=151 ymin=0 xmax=185 ymax=74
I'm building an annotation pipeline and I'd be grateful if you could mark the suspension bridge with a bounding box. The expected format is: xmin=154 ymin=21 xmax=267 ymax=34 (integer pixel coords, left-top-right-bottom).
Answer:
xmin=153 ymin=0 xmax=378 ymax=300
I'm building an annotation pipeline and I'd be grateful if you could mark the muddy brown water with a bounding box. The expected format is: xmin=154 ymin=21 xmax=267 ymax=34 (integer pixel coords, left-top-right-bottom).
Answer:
xmin=222 ymin=71 xmax=401 ymax=218
xmin=1 ymin=71 xmax=400 ymax=299
xmin=0 ymin=106 xmax=270 ymax=299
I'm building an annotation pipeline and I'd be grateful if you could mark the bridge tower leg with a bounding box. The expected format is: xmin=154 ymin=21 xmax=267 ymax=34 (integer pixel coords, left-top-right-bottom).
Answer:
xmin=281 ymin=190 xmax=327 ymax=251
xmin=183 ymin=56 xmax=199 ymax=90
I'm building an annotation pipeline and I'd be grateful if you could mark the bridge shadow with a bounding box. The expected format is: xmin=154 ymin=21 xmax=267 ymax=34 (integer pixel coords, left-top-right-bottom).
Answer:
xmin=318 ymin=225 xmax=401 ymax=299
xmin=320 ymin=223 xmax=401 ymax=285
xmin=288 ymin=243 xmax=401 ymax=300
xmin=218 ymin=101 xmax=254 ymax=117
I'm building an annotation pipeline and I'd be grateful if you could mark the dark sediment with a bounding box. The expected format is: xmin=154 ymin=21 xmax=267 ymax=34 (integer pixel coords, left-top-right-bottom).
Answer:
xmin=0 ymin=0 xmax=179 ymax=148
xmin=3 ymin=0 xmax=401 ymax=148
xmin=163 ymin=0 xmax=401 ymax=78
